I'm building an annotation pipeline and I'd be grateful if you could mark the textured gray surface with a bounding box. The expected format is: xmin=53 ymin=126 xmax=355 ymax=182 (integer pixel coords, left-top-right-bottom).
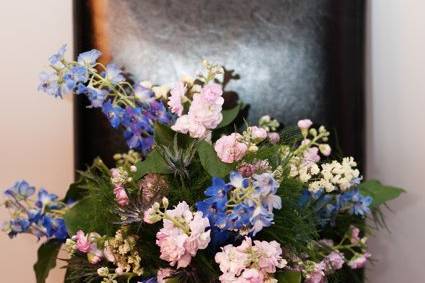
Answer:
xmin=105 ymin=0 xmax=332 ymax=124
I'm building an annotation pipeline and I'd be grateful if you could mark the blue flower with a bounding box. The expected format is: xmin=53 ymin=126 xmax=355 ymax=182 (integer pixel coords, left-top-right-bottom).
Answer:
xmin=48 ymin=44 xmax=67 ymax=67
xmin=342 ymin=190 xmax=372 ymax=216
xmin=225 ymin=203 xmax=254 ymax=231
xmin=102 ymin=101 xmax=124 ymax=128
xmin=104 ymin=64 xmax=125 ymax=84
xmin=147 ymin=100 xmax=173 ymax=125
xmin=253 ymin=173 xmax=279 ymax=195
xmin=135 ymin=85 xmax=155 ymax=103
xmin=86 ymin=87 xmax=107 ymax=108
xmin=250 ymin=206 xmax=273 ymax=235
xmin=38 ymin=71 xmax=61 ymax=97
xmin=4 ymin=180 xmax=35 ymax=200
xmin=229 ymin=171 xmax=250 ymax=189
xmin=8 ymin=218 xmax=30 ymax=238
xmin=77 ymin=49 xmax=102 ymax=67
xmin=63 ymin=65 xmax=89 ymax=91
xmin=35 ymin=188 xmax=58 ymax=209
xmin=41 ymin=217 xmax=68 ymax=240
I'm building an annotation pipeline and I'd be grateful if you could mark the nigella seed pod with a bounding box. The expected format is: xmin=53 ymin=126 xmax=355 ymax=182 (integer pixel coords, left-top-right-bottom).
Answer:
xmin=139 ymin=173 xmax=169 ymax=208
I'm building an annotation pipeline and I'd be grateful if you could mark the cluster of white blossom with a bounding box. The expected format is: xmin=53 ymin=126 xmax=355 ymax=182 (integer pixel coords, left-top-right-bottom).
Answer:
xmin=308 ymin=157 xmax=361 ymax=193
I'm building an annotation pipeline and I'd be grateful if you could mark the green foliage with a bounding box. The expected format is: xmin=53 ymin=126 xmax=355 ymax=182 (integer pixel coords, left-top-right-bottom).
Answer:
xmin=360 ymin=180 xmax=405 ymax=207
xmin=280 ymin=126 xmax=303 ymax=146
xmin=154 ymin=122 xmax=175 ymax=147
xmin=217 ymin=103 xmax=241 ymax=128
xmin=33 ymin=239 xmax=62 ymax=283
xmin=63 ymin=158 xmax=118 ymax=236
xmin=197 ymin=140 xmax=234 ymax=178
xmin=261 ymin=177 xmax=318 ymax=253
xmin=276 ymin=271 xmax=302 ymax=283
xmin=134 ymin=148 xmax=172 ymax=180
xmin=244 ymin=144 xmax=281 ymax=167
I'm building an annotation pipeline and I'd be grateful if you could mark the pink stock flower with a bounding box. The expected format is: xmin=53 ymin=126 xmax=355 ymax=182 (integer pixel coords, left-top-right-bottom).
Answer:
xmin=303 ymin=147 xmax=320 ymax=164
xmin=156 ymin=228 xmax=191 ymax=268
xmin=254 ymin=240 xmax=287 ymax=274
xmin=297 ymin=119 xmax=313 ymax=129
xmin=305 ymin=262 xmax=326 ymax=283
xmin=215 ymin=238 xmax=286 ymax=283
xmin=171 ymin=115 xmax=209 ymax=139
xmin=249 ymin=126 xmax=268 ymax=142
xmin=240 ymin=268 xmax=264 ymax=283
xmin=188 ymin=94 xmax=223 ymax=129
xmin=168 ymin=81 xmax=186 ymax=116
xmin=325 ymin=251 xmax=345 ymax=271
xmin=267 ymin=132 xmax=280 ymax=144
xmin=201 ymin=83 xmax=223 ymax=103
xmin=214 ymin=133 xmax=248 ymax=163
xmin=348 ymin=252 xmax=371 ymax=269
xmin=155 ymin=202 xmax=210 ymax=269
xmin=113 ymin=185 xmax=129 ymax=207
xmin=73 ymin=230 xmax=91 ymax=253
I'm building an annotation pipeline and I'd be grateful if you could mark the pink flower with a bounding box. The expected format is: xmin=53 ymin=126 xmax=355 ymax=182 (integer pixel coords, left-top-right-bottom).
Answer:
xmin=319 ymin=144 xmax=331 ymax=156
xmin=103 ymin=246 xmax=116 ymax=263
xmin=297 ymin=119 xmax=313 ymax=129
xmin=238 ymin=163 xmax=256 ymax=177
xmin=188 ymin=94 xmax=223 ymax=129
xmin=157 ymin=227 xmax=190 ymax=268
xmin=303 ymin=147 xmax=320 ymax=164
xmin=168 ymin=82 xmax=186 ymax=116
xmin=157 ymin=268 xmax=174 ymax=283
xmin=201 ymin=83 xmax=223 ymax=103
xmin=350 ymin=226 xmax=361 ymax=244
xmin=215 ymin=238 xmax=286 ymax=283
xmin=113 ymin=185 xmax=129 ymax=207
xmin=253 ymin=240 xmax=287 ymax=273
xmin=155 ymin=202 xmax=210 ymax=269
xmin=214 ymin=133 xmax=248 ymax=163
xmin=215 ymin=243 xmax=249 ymax=277
xmin=248 ymin=126 xmax=268 ymax=143
xmin=305 ymin=262 xmax=326 ymax=283
xmin=171 ymin=115 xmax=209 ymax=139
xmin=240 ymin=268 xmax=264 ymax=283
xmin=348 ymin=252 xmax=371 ymax=269
xmin=325 ymin=251 xmax=345 ymax=271
xmin=267 ymin=132 xmax=280 ymax=144
xmin=73 ymin=230 xmax=91 ymax=253
xmin=87 ymin=245 xmax=103 ymax=264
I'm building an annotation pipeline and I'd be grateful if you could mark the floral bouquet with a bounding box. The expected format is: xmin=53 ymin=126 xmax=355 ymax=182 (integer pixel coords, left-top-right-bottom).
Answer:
xmin=2 ymin=45 xmax=404 ymax=283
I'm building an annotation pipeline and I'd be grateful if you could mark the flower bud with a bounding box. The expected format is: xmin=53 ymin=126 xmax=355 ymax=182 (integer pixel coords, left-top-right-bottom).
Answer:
xmin=162 ymin=197 xmax=169 ymax=209
xmin=130 ymin=165 xmax=137 ymax=172
xmin=319 ymin=144 xmax=331 ymax=156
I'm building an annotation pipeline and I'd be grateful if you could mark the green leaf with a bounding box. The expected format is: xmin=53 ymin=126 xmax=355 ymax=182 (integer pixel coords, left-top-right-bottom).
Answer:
xmin=217 ymin=104 xmax=241 ymax=128
xmin=197 ymin=140 xmax=234 ymax=178
xmin=276 ymin=271 xmax=302 ymax=283
xmin=359 ymin=179 xmax=405 ymax=207
xmin=64 ymin=196 xmax=117 ymax=236
xmin=134 ymin=148 xmax=172 ymax=180
xmin=154 ymin=123 xmax=175 ymax=146
xmin=63 ymin=180 xmax=87 ymax=203
xmin=33 ymin=239 xmax=62 ymax=283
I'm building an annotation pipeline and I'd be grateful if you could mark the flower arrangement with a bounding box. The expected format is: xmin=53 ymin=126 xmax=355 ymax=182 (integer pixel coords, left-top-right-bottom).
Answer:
xmin=2 ymin=45 xmax=405 ymax=283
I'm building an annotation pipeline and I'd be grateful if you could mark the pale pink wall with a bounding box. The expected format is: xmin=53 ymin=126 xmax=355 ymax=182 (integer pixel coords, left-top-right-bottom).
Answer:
xmin=0 ymin=1 xmax=74 ymax=282
xmin=366 ymin=0 xmax=425 ymax=281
